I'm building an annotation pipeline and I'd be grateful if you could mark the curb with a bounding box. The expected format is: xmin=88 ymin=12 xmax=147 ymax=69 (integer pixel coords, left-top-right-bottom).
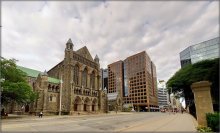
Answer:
xmin=2 ymin=112 xmax=133 ymax=121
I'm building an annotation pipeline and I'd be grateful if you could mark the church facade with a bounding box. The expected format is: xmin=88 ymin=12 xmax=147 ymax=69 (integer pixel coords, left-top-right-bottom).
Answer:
xmin=47 ymin=39 xmax=107 ymax=115
xmin=5 ymin=39 xmax=107 ymax=115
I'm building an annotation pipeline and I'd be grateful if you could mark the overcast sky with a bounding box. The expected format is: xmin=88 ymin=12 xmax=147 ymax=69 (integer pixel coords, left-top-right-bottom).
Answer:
xmin=2 ymin=1 xmax=219 ymax=82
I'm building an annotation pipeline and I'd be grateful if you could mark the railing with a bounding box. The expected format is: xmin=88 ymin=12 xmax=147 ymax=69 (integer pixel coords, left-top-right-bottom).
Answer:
xmin=73 ymin=86 xmax=99 ymax=97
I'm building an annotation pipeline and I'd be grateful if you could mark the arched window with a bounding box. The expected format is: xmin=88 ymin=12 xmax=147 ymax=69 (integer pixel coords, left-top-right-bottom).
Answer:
xmin=90 ymin=71 xmax=95 ymax=89
xmin=73 ymin=65 xmax=79 ymax=85
xmin=49 ymin=94 xmax=53 ymax=102
xmin=52 ymin=85 xmax=55 ymax=92
xmin=82 ymin=68 xmax=87 ymax=87
xmin=56 ymin=86 xmax=59 ymax=92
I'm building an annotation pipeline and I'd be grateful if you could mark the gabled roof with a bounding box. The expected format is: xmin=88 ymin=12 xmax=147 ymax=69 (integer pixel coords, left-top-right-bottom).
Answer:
xmin=76 ymin=46 xmax=94 ymax=61
xmin=17 ymin=66 xmax=60 ymax=84
xmin=17 ymin=66 xmax=41 ymax=78
xmin=48 ymin=77 xmax=60 ymax=84
xmin=48 ymin=61 xmax=63 ymax=73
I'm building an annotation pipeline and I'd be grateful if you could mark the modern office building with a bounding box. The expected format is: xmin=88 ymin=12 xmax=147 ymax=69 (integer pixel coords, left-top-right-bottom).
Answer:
xmin=107 ymin=51 xmax=158 ymax=112
xmin=101 ymin=68 xmax=108 ymax=91
xmin=157 ymin=87 xmax=169 ymax=108
xmin=107 ymin=61 xmax=124 ymax=111
xmin=180 ymin=37 xmax=220 ymax=67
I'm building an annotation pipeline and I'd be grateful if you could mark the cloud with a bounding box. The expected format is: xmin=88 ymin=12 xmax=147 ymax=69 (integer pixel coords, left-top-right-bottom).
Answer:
xmin=2 ymin=1 xmax=219 ymax=82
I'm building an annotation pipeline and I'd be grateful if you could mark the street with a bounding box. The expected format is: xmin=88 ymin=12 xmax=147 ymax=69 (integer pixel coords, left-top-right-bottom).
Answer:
xmin=2 ymin=112 xmax=197 ymax=132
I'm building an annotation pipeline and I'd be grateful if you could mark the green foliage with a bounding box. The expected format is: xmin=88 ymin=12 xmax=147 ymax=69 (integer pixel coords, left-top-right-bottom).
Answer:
xmin=1 ymin=58 xmax=27 ymax=83
xmin=1 ymin=58 xmax=38 ymax=105
xmin=197 ymin=126 xmax=212 ymax=132
xmin=206 ymin=113 xmax=219 ymax=132
xmin=122 ymin=106 xmax=132 ymax=112
xmin=166 ymin=58 xmax=219 ymax=108
xmin=167 ymin=58 xmax=219 ymax=92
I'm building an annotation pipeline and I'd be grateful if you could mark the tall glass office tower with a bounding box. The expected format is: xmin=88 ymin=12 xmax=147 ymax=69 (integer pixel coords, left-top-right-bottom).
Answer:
xmin=180 ymin=37 xmax=219 ymax=67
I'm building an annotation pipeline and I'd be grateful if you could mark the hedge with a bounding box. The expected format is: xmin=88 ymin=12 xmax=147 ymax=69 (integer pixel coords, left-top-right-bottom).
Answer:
xmin=206 ymin=112 xmax=219 ymax=132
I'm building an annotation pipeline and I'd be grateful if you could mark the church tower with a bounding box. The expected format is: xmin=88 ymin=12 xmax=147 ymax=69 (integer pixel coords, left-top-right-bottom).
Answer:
xmin=94 ymin=55 xmax=99 ymax=63
xmin=63 ymin=38 xmax=74 ymax=113
xmin=65 ymin=38 xmax=74 ymax=60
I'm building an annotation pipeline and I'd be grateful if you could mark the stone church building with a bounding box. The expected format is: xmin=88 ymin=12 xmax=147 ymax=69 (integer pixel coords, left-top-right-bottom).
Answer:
xmin=6 ymin=39 xmax=107 ymax=115
xmin=47 ymin=38 xmax=107 ymax=115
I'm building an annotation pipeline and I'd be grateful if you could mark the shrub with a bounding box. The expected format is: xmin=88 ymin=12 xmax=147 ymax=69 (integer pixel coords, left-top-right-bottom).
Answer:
xmin=122 ymin=106 xmax=132 ymax=112
xmin=206 ymin=112 xmax=219 ymax=132
xmin=197 ymin=126 xmax=212 ymax=132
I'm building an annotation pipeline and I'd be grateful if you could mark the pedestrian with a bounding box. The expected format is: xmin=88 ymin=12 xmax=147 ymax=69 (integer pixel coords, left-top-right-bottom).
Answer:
xmin=39 ymin=111 xmax=43 ymax=118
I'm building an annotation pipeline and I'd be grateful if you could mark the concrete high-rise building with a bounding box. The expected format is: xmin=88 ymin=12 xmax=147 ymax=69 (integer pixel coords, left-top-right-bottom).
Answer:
xmin=107 ymin=51 xmax=158 ymax=112
xmin=180 ymin=37 xmax=220 ymax=68
xmin=107 ymin=61 xmax=124 ymax=111
xmin=157 ymin=87 xmax=169 ymax=108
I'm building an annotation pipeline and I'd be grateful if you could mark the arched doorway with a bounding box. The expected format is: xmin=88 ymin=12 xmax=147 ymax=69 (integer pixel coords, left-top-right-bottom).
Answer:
xmin=84 ymin=97 xmax=91 ymax=112
xmin=92 ymin=98 xmax=98 ymax=112
xmin=73 ymin=96 xmax=82 ymax=111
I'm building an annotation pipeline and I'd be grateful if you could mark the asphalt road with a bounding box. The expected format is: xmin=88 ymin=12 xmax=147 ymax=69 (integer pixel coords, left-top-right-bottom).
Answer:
xmin=2 ymin=112 xmax=197 ymax=132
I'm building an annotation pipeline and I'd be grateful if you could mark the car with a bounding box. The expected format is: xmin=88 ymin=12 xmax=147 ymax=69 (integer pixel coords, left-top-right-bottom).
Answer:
xmin=160 ymin=109 xmax=165 ymax=113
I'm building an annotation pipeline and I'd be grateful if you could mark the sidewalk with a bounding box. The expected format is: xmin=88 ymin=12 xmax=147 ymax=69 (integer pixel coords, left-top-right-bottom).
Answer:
xmin=118 ymin=113 xmax=198 ymax=132
xmin=2 ymin=112 xmax=133 ymax=122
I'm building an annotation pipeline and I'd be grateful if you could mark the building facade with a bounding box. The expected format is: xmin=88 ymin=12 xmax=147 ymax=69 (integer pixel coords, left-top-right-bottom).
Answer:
xmin=5 ymin=39 xmax=107 ymax=115
xmin=170 ymin=95 xmax=182 ymax=112
xmin=157 ymin=87 xmax=169 ymax=109
xmin=4 ymin=66 xmax=61 ymax=115
xmin=180 ymin=37 xmax=220 ymax=67
xmin=107 ymin=51 xmax=159 ymax=112
xmin=123 ymin=51 xmax=158 ymax=112
xmin=47 ymin=39 xmax=107 ymax=114
xmin=107 ymin=61 xmax=124 ymax=111
xmin=101 ymin=68 xmax=108 ymax=91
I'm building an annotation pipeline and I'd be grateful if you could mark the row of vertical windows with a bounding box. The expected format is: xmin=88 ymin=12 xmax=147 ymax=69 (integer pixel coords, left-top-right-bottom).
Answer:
xmin=73 ymin=65 xmax=79 ymax=85
xmin=73 ymin=65 xmax=96 ymax=88
xmin=82 ymin=68 xmax=87 ymax=87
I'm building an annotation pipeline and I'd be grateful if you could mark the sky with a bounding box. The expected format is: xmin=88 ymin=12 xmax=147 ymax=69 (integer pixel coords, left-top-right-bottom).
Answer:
xmin=2 ymin=1 xmax=219 ymax=83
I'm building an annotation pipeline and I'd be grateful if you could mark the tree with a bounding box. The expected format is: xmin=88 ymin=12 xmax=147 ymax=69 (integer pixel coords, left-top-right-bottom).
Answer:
xmin=167 ymin=58 xmax=219 ymax=116
xmin=1 ymin=58 xmax=38 ymax=106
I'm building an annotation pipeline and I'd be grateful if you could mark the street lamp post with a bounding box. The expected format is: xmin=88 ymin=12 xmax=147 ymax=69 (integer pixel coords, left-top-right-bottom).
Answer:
xmin=59 ymin=78 xmax=63 ymax=116
xmin=70 ymin=80 xmax=74 ymax=115
xmin=103 ymin=87 xmax=108 ymax=113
